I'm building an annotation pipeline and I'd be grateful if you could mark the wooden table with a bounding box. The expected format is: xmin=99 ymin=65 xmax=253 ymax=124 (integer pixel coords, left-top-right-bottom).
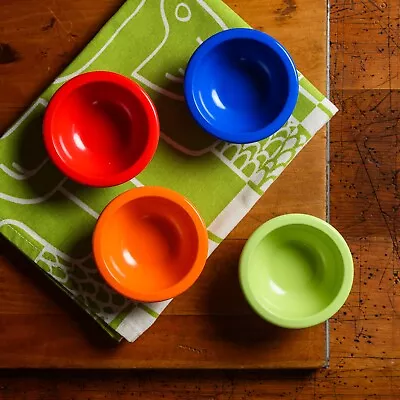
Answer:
xmin=0 ymin=0 xmax=329 ymax=370
xmin=1 ymin=0 xmax=398 ymax=397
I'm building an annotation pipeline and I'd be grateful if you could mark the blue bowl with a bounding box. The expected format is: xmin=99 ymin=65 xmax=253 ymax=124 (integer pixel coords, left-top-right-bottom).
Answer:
xmin=184 ymin=28 xmax=299 ymax=144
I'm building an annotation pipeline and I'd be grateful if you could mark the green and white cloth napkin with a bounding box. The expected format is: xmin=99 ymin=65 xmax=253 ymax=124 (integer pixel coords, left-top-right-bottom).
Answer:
xmin=0 ymin=0 xmax=338 ymax=341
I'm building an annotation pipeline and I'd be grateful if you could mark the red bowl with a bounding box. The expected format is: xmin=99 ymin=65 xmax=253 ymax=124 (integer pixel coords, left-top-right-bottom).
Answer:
xmin=43 ymin=71 xmax=159 ymax=187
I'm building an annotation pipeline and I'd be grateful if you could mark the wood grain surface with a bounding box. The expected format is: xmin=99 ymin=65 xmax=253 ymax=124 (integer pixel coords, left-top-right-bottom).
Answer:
xmin=2 ymin=0 xmax=398 ymax=396
xmin=0 ymin=0 xmax=328 ymax=369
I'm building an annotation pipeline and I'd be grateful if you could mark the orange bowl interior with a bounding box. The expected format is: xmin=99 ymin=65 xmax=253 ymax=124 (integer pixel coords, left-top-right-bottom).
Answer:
xmin=93 ymin=187 xmax=208 ymax=302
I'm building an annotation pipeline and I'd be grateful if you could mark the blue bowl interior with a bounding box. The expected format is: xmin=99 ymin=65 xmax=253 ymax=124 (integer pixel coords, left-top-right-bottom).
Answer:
xmin=189 ymin=35 xmax=294 ymax=142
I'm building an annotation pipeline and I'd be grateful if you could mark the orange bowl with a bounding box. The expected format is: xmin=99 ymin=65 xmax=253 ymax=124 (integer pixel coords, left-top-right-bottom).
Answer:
xmin=93 ymin=187 xmax=208 ymax=302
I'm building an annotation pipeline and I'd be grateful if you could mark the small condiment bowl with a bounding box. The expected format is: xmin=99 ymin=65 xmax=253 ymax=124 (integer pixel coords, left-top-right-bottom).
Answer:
xmin=239 ymin=214 xmax=353 ymax=328
xmin=184 ymin=28 xmax=299 ymax=144
xmin=43 ymin=71 xmax=159 ymax=187
xmin=93 ymin=187 xmax=208 ymax=302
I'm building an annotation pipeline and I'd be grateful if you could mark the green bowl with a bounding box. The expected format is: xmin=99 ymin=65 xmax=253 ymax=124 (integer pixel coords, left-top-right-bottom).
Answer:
xmin=239 ymin=214 xmax=353 ymax=329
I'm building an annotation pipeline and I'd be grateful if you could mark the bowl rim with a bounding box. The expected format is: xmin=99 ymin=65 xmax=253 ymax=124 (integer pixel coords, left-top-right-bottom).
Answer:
xmin=93 ymin=186 xmax=209 ymax=303
xmin=43 ymin=71 xmax=160 ymax=187
xmin=184 ymin=28 xmax=299 ymax=144
xmin=239 ymin=214 xmax=354 ymax=328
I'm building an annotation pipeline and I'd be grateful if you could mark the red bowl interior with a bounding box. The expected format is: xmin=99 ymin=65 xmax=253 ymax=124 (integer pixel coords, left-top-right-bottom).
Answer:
xmin=43 ymin=72 xmax=159 ymax=187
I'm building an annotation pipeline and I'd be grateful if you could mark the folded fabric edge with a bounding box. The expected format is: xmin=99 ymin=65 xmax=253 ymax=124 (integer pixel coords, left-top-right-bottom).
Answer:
xmin=0 ymin=222 xmax=122 ymax=341
xmin=116 ymin=300 xmax=172 ymax=342
xmin=206 ymin=111 xmax=338 ymax=240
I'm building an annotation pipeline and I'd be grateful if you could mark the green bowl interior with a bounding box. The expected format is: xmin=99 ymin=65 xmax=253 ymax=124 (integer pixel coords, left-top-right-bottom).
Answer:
xmin=241 ymin=217 xmax=352 ymax=326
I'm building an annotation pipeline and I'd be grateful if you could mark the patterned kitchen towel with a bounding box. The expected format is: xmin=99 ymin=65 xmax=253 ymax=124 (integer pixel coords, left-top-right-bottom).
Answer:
xmin=0 ymin=0 xmax=338 ymax=342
